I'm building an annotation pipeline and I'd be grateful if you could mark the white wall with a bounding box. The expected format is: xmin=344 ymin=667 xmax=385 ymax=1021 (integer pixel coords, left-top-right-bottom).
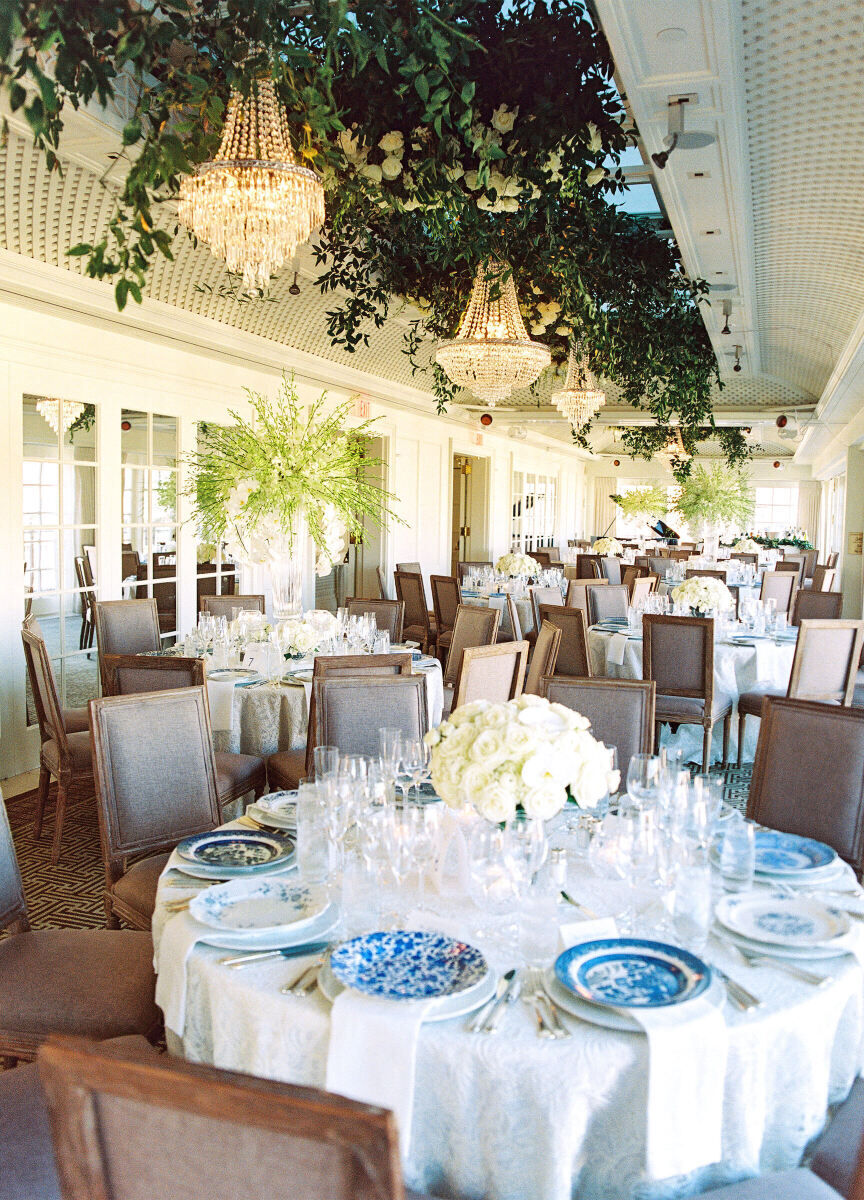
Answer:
xmin=0 ymin=267 xmax=589 ymax=777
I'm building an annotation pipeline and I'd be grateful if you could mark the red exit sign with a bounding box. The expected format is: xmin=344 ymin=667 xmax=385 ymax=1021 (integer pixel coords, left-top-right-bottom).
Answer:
xmin=353 ymin=395 xmax=370 ymax=418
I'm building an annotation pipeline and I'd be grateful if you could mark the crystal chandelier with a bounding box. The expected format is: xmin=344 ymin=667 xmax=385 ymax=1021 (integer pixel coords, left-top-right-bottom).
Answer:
xmin=36 ymin=398 xmax=85 ymax=436
xmin=550 ymin=341 xmax=605 ymax=432
xmin=178 ymin=74 xmax=325 ymax=291
xmin=435 ymin=261 xmax=551 ymax=405
xmin=659 ymin=429 xmax=691 ymax=467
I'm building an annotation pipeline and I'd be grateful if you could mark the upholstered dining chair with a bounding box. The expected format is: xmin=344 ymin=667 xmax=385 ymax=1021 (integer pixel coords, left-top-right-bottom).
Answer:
xmin=826 ymin=551 xmax=840 ymax=570
xmin=630 ymin=575 xmax=657 ymax=608
xmin=314 ymin=675 xmax=428 ymax=756
xmin=587 ymin=584 xmax=629 ymax=625
xmin=576 ymin=553 xmax=603 ymax=579
xmin=457 ymin=560 xmax=494 ymax=581
xmin=648 ymin=555 xmax=670 ymax=577
xmin=730 ymin=552 xmax=759 ymax=568
xmin=90 ymin=688 xmax=223 ymax=930
xmin=737 ymin=619 xmax=864 ymax=764
xmin=529 ymin=585 xmax=563 ymax=633
xmin=100 ymin=653 xmax=266 ymax=828
xmin=792 ymin=590 xmax=843 ymax=625
xmin=74 ymin=554 xmax=97 ymax=650
xmin=376 ymin=565 xmax=391 ymax=600
xmin=396 ymin=560 xmax=422 ymax=575
xmin=523 ymin=620 xmax=562 ymax=696
xmin=38 ymin=1036 xmax=438 ymax=1200
xmin=759 ymin=570 xmax=797 ymax=615
xmin=776 ymin=556 xmax=807 ymax=588
xmin=546 ymin=545 xmax=562 ymax=563
xmin=565 ymin=576 xmax=607 ymax=609
xmin=443 ymin=604 xmax=500 ymax=689
xmin=532 ymin=550 xmax=552 ymax=570
xmin=622 ymin=564 xmax=647 ymax=595
xmin=811 ymin=566 xmax=837 ymax=593
xmin=685 ymin=568 xmax=727 ymax=582
xmin=21 ymin=617 xmax=93 ymax=864
xmin=537 ymin=605 xmax=592 ymax=677
xmin=0 ymin=792 xmax=161 ymax=1064
xmin=429 ymin=576 xmax=460 ymax=653
xmin=267 ymin=653 xmax=413 ymax=791
xmin=497 ymin=593 xmax=523 ymax=643
xmin=598 ymin=556 xmax=622 ymax=586
xmin=93 ymin=599 xmax=161 ymax=691
xmin=642 ymin=615 xmax=733 ymax=770
xmin=452 ymin=642 xmax=529 ymax=709
xmin=394 ymin=570 xmax=433 ymax=652
xmin=346 ymin=597 xmax=405 ymax=643
xmin=200 ymin=594 xmax=265 ymax=617
xmin=748 ymin=698 xmax=864 ymax=877
xmin=542 ymin=677 xmax=656 ymax=773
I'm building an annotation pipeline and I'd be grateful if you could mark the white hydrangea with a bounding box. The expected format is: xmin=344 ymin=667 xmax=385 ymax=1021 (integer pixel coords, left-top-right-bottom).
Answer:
xmin=592 ymin=537 xmax=624 ymax=556
xmin=424 ymin=696 xmax=618 ymax=823
xmin=495 ymin=551 xmax=539 ymax=577
xmin=671 ymin=576 xmax=735 ymax=613
xmin=378 ymin=130 xmax=404 ymax=155
xmin=733 ymin=537 xmax=760 ymax=553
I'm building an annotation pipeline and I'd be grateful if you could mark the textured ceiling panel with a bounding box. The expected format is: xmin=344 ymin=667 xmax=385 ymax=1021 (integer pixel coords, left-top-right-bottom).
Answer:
xmin=741 ymin=0 xmax=864 ymax=400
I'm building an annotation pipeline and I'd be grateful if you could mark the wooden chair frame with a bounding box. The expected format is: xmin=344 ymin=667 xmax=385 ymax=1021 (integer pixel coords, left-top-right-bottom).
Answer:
xmin=314 ymin=675 xmax=428 ymax=751
xmin=303 ymin=654 xmax=412 ymax=775
xmin=200 ymin=594 xmax=265 ymax=616
xmin=453 ymin=641 xmax=529 ymax=709
xmin=38 ymin=1036 xmax=405 ymax=1200
xmin=524 ymin=620 xmax=562 ymax=695
xmin=811 ymin=565 xmax=837 ymax=593
xmin=537 ymin=605 xmax=592 ymax=678
xmin=791 ymin=589 xmax=843 ymax=625
xmin=101 ymin=652 xmax=205 ymax=697
xmin=94 ymin=599 xmax=161 ymax=692
xmin=345 ymin=598 xmax=405 ymax=644
xmin=443 ymin=604 xmax=500 ymax=687
xmin=429 ymin=575 xmax=460 ymax=638
xmin=74 ymin=554 xmax=97 ymax=650
xmin=393 ymin=571 xmax=432 ymax=652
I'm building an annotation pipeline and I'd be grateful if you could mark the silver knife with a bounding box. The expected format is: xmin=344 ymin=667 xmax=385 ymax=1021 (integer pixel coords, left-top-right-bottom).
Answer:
xmin=483 ymin=975 xmax=522 ymax=1033
xmin=711 ymin=964 xmax=762 ymax=1011
xmin=220 ymin=941 xmax=331 ymax=968
xmin=469 ymin=969 xmax=514 ymax=1032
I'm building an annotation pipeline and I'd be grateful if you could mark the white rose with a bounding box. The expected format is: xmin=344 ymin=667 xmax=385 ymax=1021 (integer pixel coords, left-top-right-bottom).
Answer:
xmin=378 ymin=130 xmax=404 ymax=155
xmin=477 ymin=788 xmax=518 ymax=824
xmin=464 ymin=170 xmax=481 ymax=190
xmin=491 ymin=104 xmax=518 ymax=133
xmin=522 ymin=783 xmax=567 ymax=821
xmin=586 ymin=166 xmax=606 ymax=186
xmin=359 ymin=163 xmax=382 ymax=183
xmin=381 ymin=156 xmax=403 ymax=180
xmin=469 ymin=728 xmax=508 ymax=767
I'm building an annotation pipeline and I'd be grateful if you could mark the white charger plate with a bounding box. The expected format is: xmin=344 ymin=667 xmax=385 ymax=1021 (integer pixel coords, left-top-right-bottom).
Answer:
xmin=716 ymin=894 xmax=849 ymax=948
xmin=544 ymin=969 xmax=725 ymax=1032
xmin=712 ymin=923 xmax=857 ymax=962
xmin=169 ymin=853 xmax=297 ymax=882
xmin=317 ymin=956 xmax=496 ymax=1021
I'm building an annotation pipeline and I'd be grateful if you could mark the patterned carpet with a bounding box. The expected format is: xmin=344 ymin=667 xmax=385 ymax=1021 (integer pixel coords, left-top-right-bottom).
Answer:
xmin=4 ymin=762 xmax=753 ymax=933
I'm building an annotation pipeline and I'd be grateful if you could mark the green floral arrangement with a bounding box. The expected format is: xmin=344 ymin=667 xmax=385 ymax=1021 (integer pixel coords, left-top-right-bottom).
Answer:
xmin=750 ymin=533 xmax=813 ymax=550
xmin=673 ymin=464 xmax=754 ymax=531
xmin=617 ymin=427 xmax=752 ymax=481
xmin=185 ymin=373 xmax=399 ymax=576
xmin=611 ymin=487 xmax=669 ymax=521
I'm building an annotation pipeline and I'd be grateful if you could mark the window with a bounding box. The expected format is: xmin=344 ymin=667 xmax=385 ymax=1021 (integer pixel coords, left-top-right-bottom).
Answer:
xmin=193 ymin=422 xmax=238 ymax=609
xmin=511 ymin=471 xmax=557 ymax=551
xmin=752 ymin=486 xmax=799 ymax=535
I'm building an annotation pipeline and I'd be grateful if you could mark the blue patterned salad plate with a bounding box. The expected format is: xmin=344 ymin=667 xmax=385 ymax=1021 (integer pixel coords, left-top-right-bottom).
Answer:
xmin=330 ymin=931 xmax=488 ymax=1001
xmin=754 ymin=831 xmax=837 ymax=875
xmin=716 ymin=894 xmax=849 ymax=948
xmin=175 ymin=829 xmax=295 ymax=876
xmin=189 ymin=878 xmax=329 ymax=935
xmin=554 ymin=939 xmax=712 ymax=1009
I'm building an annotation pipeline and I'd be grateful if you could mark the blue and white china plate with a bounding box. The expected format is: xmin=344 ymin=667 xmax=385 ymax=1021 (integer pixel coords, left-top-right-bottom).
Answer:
xmin=248 ymin=790 xmax=298 ymax=831
xmin=175 ymin=829 xmax=295 ymax=875
xmin=208 ymin=668 xmax=263 ymax=686
xmin=554 ymin=939 xmax=712 ymax=1009
xmin=545 ymin=968 xmax=724 ymax=1031
xmin=188 ymin=903 xmax=339 ymax=952
xmin=716 ymin=893 xmax=849 ymax=948
xmin=714 ymin=923 xmax=855 ymax=962
xmin=318 ymin=955 xmax=496 ymax=1019
xmin=190 ymin=878 xmax=330 ymax=935
xmin=330 ymin=931 xmax=488 ymax=1001
xmin=754 ymin=831 xmax=837 ymax=876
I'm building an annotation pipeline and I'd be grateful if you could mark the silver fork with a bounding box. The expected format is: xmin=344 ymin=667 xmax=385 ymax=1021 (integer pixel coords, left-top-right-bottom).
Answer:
xmin=522 ymin=968 xmax=569 ymax=1039
xmin=279 ymin=959 xmax=324 ymax=996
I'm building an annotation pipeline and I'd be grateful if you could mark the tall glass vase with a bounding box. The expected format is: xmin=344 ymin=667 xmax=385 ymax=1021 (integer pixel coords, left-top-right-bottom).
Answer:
xmin=702 ymin=525 xmax=720 ymax=563
xmin=267 ymin=510 xmax=306 ymax=620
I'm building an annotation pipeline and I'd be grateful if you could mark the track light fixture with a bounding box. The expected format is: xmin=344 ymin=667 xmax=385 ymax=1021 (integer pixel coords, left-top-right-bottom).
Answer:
xmin=288 ymin=271 xmax=301 ymax=296
xmin=651 ymin=97 xmax=715 ymax=170
xmin=733 ymin=345 xmax=743 ymax=373
xmin=721 ymin=299 xmax=732 ymax=335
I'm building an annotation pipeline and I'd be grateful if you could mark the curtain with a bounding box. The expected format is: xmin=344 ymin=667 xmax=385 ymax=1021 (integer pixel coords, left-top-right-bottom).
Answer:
xmin=591 ymin=477 xmax=618 ymax=540
xmin=797 ymin=482 xmax=821 ymax=547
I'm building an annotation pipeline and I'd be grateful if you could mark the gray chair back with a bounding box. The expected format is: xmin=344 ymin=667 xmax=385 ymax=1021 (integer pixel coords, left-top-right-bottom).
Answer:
xmin=94 ymin=600 xmax=161 ymax=657
xmin=749 ymin=698 xmax=864 ymax=875
xmin=453 ymin=642 xmax=529 ymax=709
xmin=102 ymin=654 xmax=205 ymax=696
xmin=546 ymin=546 xmax=561 ymax=563
xmin=599 ymin=556 xmax=622 ymax=586
xmin=788 ymin=620 xmax=864 ymax=705
xmin=0 ymin=790 xmax=28 ymax=932
xmin=542 ymin=678 xmax=655 ymax=773
xmin=524 ymin=621 xmax=561 ymax=695
xmin=429 ymin=576 xmax=460 ymax=634
xmin=89 ymin=688 xmax=222 ymax=869
xmin=201 ymin=594 xmax=265 ymax=617
xmin=314 ymin=676 xmax=428 ymax=755
xmin=304 ymin=654 xmax=412 ymax=774
xmin=642 ymin=615 xmax=714 ymax=704
xmin=500 ymin=594 xmax=523 ymax=641
xmin=529 ymin=586 xmax=563 ymax=633
xmin=776 ymin=555 xmax=806 ymax=587
xmin=648 ymin=556 xmax=669 ymax=577
xmin=346 ymin=598 xmax=405 ymax=643
xmin=457 ymin=561 xmax=493 ymax=581
xmin=443 ymin=604 xmax=500 ymax=686
xmin=537 ymin=606 xmax=592 ymax=677
xmin=21 ymin=616 xmax=66 ymax=748
xmin=760 ymin=570 xmax=797 ymax=614
xmin=811 ymin=565 xmax=837 ymax=593
xmin=565 ymin=578 xmax=606 ymax=617
xmin=587 ymin=584 xmax=629 ymax=625
xmin=395 ymin=561 xmax=422 ymax=575
xmin=792 ymin=590 xmax=843 ymax=625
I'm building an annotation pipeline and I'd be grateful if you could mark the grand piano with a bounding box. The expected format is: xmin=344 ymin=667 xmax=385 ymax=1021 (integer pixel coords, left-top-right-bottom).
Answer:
xmin=649 ymin=518 xmax=681 ymax=544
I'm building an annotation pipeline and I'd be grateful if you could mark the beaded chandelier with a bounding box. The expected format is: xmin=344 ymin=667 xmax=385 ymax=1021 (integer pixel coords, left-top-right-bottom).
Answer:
xmin=660 ymin=428 xmax=691 ymax=467
xmin=36 ymin=398 xmax=85 ymax=436
xmin=550 ymin=342 xmax=605 ymax=431
xmin=435 ymin=261 xmax=550 ymax=405
xmin=178 ymin=74 xmax=325 ymax=291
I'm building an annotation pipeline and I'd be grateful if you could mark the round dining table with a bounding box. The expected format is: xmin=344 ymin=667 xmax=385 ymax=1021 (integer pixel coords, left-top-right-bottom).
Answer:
xmin=153 ymin=815 xmax=864 ymax=1200
xmin=587 ymin=627 xmax=797 ymax=764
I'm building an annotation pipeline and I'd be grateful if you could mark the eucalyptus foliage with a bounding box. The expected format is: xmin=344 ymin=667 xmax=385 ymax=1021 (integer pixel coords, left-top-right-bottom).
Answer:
xmin=673 ymin=464 xmax=754 ymax=532
xmin=185 ymin=374 xmax=399 ymax=562
xmin=610 ymin=487 xmax=669 ymax=520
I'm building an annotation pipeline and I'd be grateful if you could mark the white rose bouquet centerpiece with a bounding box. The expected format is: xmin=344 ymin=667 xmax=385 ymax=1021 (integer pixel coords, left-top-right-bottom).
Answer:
xmin=671 ymin=576 xmax=735 ymax=616
xmin=592 ymin=537 xmax=624 ymax=556
xmin=733 ymin=537 xmax=760 ymax=553
xmin=277 ymin=617 xmax=324 ymax=660
xmin=424 ymin=694 xmax=619 ymax=825
xmin=495 ymin=551 xmax=539 ymax=578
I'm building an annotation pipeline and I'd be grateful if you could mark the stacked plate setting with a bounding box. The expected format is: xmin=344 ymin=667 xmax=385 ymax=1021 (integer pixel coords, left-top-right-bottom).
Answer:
xmin=546 ymin=938 xmax=721 ymax=1032
xmin=324 ymin=930 xmax=496 ymax=1020
xmin=172 ymin=828 xmax=296 ymax=880
xmin=186 ymin=876 xmax=338 ymax=951
xmin=246 ymin=789 xmax=298 ymax=832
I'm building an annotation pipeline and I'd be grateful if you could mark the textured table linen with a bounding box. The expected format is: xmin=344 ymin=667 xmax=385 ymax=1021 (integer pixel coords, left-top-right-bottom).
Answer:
xmin=587 ymin=629 xmax=795 ymax=764
xmin=152 ymin=846 xmax=864 ymax=1200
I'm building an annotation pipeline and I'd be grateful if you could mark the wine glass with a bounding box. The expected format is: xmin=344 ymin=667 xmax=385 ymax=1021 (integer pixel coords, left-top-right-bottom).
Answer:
xmin=626 ymin=754 xmax=660 ymax=808
xmin=401 ymin=738 xmax=427 ymax=799
xmin=467 ymin=822 xmax=521 ymax=947
xmin=505 ymin=814 xmax=548 ymax=892
xmin=379 ymin=728 xmax=403 ymax=779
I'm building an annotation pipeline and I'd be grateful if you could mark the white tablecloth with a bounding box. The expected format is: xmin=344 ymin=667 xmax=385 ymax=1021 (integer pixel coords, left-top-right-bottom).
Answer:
xmin=588 ymin=630 xmax=796 ymax=764
xmin=153 ymin=836 xmax=864 ymax=1200
xmin=211 ymin=659 xmax=445 ymax=755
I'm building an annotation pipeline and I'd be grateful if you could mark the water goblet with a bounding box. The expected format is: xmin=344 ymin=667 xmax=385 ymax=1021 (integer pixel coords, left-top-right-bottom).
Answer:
xmin=626 ymin=753 xmax=661 ymax=808
xmin=313 ymin=745 xmax=340 ymax=782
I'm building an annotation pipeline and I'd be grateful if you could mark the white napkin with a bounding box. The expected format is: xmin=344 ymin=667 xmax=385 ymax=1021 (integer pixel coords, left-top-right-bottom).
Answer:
xmin=753 ymin=639 xmax=775 ymax=682
xmin=607 ymin=632 xmax=629 ymax=667
xmin=326 ymin=991 xmax=435 ymax=1157
xmin=558 ymin=920 xmax=727 ymax=1181
xmin=207 ymin=679 xmax=236 ymax=732
xmin=154 ymin=911 xmax=211 ymax=1038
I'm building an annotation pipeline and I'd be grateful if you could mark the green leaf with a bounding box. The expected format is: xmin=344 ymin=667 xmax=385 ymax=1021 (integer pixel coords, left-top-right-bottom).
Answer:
xmin=415 ymin=74 xmax=429 ymax=102
xmin=460 ymin=81 xmax=475 ymax=104
xmin=122 ymin=118 xmax=142 ymax=145
xmin=9 ymin=82 xmax=25 ymax=112
xmin=67 ymin=244 xmax=91 ymax=256
xmin=115 ymin=279 xmax=129 ymax=310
